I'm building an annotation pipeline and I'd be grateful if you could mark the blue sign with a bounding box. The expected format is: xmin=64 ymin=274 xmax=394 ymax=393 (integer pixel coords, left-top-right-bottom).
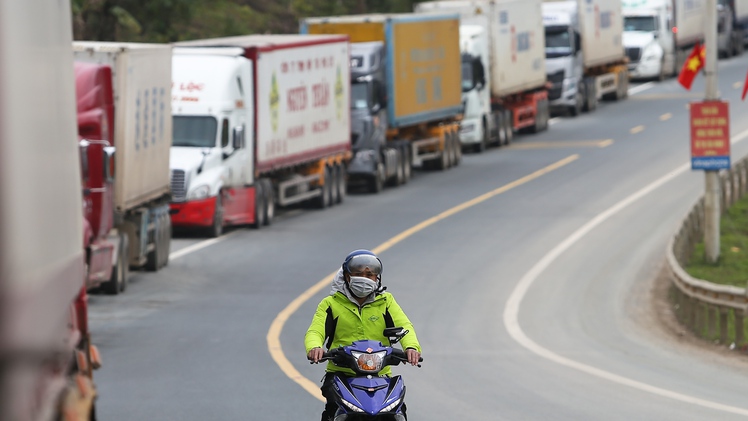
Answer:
xmin=692 ymin=156 xmax=730 ymax=170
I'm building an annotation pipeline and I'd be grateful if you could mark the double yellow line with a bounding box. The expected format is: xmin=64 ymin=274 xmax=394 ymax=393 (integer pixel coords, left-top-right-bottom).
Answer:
xmin=266 ymin=154 xmax=580 ymax=401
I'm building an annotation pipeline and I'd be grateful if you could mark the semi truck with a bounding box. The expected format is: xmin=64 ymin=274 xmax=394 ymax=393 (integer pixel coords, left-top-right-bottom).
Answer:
xmin=415 ymin=0 xmax=551 ymax=153
xmin=543 ymin=0 xmax=629 ymax=116
xmin=301 ymin=14 xmax=464 ymax=193
xmin=622 ymin=0 xmax=706 ymax=80
xmin=0 ymin=0 xmax=99 ymax=419
xmin=170 ymin=35 xmax=351 ymax=236
xmin=73 ymin=42 xmax=174 ymax=293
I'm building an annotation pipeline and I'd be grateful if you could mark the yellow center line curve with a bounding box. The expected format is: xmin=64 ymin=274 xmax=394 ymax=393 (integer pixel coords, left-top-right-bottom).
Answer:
xmin=266 ymin=154 xmax=580 ymax=401
xmin=659 ymin=113 xmax=672 ymax=121
xmin=630 ymin=125 xmax=645 ymax=134
xmin=598 ymin=139 xmax=614 ymax=148
xmin=734 ymin=81 xmax=742 ymax=89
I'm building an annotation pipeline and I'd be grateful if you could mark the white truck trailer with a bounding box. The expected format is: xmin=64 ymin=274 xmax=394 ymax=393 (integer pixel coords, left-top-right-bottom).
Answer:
xmin=543 ymin=0 xmax=629 ymax=116
xmin=415 ymin=0 xmax=550 ymax=153
xmin=73 ymin=42 xmax=174 ymax=287
xmin=622 ymin=0 xmax=706 ymax=80
xmin=170 ymin=35 xmax=351 ymax=236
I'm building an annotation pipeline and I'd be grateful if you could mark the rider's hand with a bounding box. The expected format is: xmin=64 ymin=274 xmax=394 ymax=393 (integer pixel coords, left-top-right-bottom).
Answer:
xmin=307 ymin=347 xmax=324 ymax=363
xmin=405 ymin=348 xmax=420 ymax=366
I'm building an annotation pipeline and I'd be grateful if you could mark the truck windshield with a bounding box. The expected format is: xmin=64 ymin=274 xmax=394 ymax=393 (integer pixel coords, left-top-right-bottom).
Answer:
xmin=461 ymin=61 xmax=475 ymax=92
xmin=545 ymin=27 xmax=572 ymax=58
xmin=624 ymin=16 xmax=657 ymax=32
xmin=172 ymin=116 xmax=218 ymax=147
xmin=351 ymin=82 xmax=370 ymax=110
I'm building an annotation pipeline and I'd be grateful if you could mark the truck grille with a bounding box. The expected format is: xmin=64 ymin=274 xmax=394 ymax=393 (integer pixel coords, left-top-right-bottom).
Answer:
xmin=625 ymin=47 xmax=642 ymax=63
xmin=547 ymin=70 xmax=564 ymax=101
xmin=171 ymin=169 xmax=187 ymax=202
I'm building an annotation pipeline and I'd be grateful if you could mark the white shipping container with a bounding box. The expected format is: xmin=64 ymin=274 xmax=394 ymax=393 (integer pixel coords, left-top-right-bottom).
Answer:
xmin=546 ymin=0 xmax=625 ymax=68
xmin=254 ymin=38 xmax=351 ymax=172
xmin=416 ymin=0 xmax=547 ymax=98
xmin=623 ymin=0 xmax=705 ymax=47
xmin=736 ymin=0 xmax=748 ymax=23
xmin=73 ymin=42 xmax=172 ymax=212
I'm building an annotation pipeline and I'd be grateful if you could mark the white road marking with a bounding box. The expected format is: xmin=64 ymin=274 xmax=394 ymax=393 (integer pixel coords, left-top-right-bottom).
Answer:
xmin=628 ymin=82 xmax=655 ymax=95
xmin=503 ymin=127 xmax=748 ymax=415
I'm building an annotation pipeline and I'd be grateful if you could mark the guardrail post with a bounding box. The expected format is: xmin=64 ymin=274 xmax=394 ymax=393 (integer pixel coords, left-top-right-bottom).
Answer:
xmin=719 ymin=307 xmax=728 ymax=344
xmin=695 ymin=300 xmax=704 ymax=336
xmin=708 ymin=305 xmax=718 ymax=340
xmin=736 ymin=310 xmax=745 ymax=347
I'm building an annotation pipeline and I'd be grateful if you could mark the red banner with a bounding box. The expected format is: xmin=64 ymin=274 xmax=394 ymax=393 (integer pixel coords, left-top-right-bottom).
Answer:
xmin=690 ymin=101 xmax=730 ymax=158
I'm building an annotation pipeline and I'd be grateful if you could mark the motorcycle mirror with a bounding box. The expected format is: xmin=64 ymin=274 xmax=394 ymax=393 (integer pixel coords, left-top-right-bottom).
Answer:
xmin=383 ymin=327 xmax=408 ymax=344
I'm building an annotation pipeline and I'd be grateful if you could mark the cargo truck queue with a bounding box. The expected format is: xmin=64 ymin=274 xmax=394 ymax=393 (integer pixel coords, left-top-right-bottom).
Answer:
xmin=5 ymin=0 xmax=747 ymax=418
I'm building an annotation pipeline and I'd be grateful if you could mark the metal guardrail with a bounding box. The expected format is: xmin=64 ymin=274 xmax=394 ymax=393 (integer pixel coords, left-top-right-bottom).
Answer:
xmin=666 ymin=158 xmax=748 ymax=346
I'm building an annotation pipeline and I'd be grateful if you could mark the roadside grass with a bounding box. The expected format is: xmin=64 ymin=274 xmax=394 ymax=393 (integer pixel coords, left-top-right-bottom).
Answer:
xmin=686 ymin=196 xmax=748 ymax=289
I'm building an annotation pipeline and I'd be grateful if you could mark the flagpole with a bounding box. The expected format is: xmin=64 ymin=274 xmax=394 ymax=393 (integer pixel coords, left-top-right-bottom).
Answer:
xmin=704 ymin=0 xmax=721 ymax=263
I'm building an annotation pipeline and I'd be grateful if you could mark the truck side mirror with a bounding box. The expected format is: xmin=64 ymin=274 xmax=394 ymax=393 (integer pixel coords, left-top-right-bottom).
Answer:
xmin=232 ymin=125 xmax=245 ymax=149
xmin=574 ymin=32 xmax=582 ymax=54
xmin=79 ymin=139 xmax=90 ymax=181
xmin=473 ymin=57 xmax=486 ymax=90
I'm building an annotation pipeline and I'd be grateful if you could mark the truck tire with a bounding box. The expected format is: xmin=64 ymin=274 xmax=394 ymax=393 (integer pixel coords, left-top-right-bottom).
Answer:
xmin=369 ymin=162 xmax=385 ymax=193
xmin=452 ymin=130 xmax=462 ymax=166
xmin=332 ymin=165 xmax=345 ymax=204
xmin=253 ymin=181 xmax=266 ymax=228
xmin=314 ymin=166 xmax=332 ymax=207
xmin=208 ymin=194 xmax=224 ymax=238
xmin=436 ymin=138 xmax=450 ymax=170
xmin=147 ymin=212 xmax=168 ymax=271
xmin=160 ymin=214 xmax=171 ymax=268
xmin=585 ymin=78 xmax=598 ymax=109
xmin=569 ymin=83 xmax=584 ymax=116
xmin=401 ymin=147 xmax=411 ymax=184
xmin=329 ymin=165 xmax=341 ymax=202
xmin=474 ymin=120 xmax=488 ymax=153
xmin=494 ymin=113 xmax=505 ymax=147
xmin=262 ymin=178 xmax=275 ymax=224
xmin=102 ymin=234 xmax=128 ymax=295
xmin=503 ymin=110 xmax=513 ymax=144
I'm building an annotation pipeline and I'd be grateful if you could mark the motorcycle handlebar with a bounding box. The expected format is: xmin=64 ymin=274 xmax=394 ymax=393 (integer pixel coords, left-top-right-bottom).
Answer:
xmin=310 ymin=347 xmax=423 ymax=366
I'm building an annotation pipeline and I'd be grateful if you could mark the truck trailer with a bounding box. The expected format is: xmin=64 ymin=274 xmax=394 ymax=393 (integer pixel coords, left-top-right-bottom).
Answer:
xmin=717 ymin=0 xmax=748 ymax=57
xmin=543 ymin=0 xmax=629 ymax=116
xmin=73 ymin=42 xmax=174 ymax=293
xmin=0 ymin=0 xmax=98 ymax=419
xmin=622 ymin=0 xmax=706 ymax=80
xmin=170 ymin=35 xmax=351 ymax=236
xmin=301 ymin=14 xmax=464 ymax=193
xmin=415 ymin=0 xmax=551 ymax=153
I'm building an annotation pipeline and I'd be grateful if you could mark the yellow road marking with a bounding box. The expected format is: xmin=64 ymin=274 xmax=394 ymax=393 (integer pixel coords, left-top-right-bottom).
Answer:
xmin=630 ymin=93 xmax=702 ymax=100
xmin=734 ymin=81 xmax=743 ymax=89
xmin=630 ymin=125 xmax=645 ymax=134
xmin=509 ymin=140 xmax=613 ymax=149
xmin=266 ymin=154 xmax=580 ymax=401
xmin=659 ymin=113 xmax=672 ymax=121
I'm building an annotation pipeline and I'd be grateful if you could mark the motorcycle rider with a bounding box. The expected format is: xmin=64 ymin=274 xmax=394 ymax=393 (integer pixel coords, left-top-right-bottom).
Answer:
xmin=305 ymin=249 xmax=422 ymax=421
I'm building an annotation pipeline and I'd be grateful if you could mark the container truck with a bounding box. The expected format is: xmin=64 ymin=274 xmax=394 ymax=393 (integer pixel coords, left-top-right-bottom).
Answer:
xmin=170 ymin=35 xmax=351 ymax=236
xmin=0 ymin=0 xmax=99 ymax=418
xmin=301 ymin=14 xmax=464 ymax=193
xmin=543 ymin=0 xmax=629 ymax=116
xmin=73 ymin=42 xmax=174 ymax=293
xmin=415 ymin=0 xmax=551 ymax=153
xmin=622 ymin=0 xmax=706 ymax=80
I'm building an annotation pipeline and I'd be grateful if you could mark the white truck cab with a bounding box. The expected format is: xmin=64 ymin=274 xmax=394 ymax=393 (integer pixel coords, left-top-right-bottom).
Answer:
xmin=622 ymin=0 xmax=673 ymax=80
xmin=459 ymin=21 xmax=493 ymax=150
xmin=170 ymin=48 xmax=254 ymax=236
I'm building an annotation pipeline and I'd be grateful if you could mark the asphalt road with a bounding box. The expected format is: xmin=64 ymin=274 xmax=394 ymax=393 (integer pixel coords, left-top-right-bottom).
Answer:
xmin=90 ymin=55 xmax=748 ymax=420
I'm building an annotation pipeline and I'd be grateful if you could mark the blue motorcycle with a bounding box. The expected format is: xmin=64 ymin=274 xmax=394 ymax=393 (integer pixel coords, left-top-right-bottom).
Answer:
xmin=318 ymin=327 xmax=422 ymax=420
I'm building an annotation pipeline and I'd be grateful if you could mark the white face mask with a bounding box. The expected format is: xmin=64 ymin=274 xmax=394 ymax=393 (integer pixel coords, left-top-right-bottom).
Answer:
xmin=348 ymin=276 xmax=377 ymax=298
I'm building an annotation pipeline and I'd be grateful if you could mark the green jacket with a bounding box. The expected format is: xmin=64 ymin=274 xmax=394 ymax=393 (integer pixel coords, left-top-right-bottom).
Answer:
xmin=305 ymin=290 xmax=421 ymax=376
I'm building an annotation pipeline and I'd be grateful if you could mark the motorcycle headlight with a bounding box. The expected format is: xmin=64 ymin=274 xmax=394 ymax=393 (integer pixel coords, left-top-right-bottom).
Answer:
xmin=188 ymin=184 xmax=211 ymax=200
xmin=350 ymin=351 xmax=386 ymax=373
xmin=339 ymin=397 xmax=364 ymax=413
xmin=382 ymin=398 xmax=402 ymax=412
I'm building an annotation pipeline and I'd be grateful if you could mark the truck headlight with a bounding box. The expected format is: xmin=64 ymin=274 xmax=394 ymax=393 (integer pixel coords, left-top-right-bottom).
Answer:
xmin=460 ymin=122 xmax=476 ymax=133
xmin=188 ymin=184 xmax=211 ymax=200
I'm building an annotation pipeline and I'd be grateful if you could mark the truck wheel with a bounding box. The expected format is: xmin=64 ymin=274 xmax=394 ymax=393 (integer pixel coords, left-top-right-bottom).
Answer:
xmin=436 ymin=138 xmax=450 ymax=170
xmin=333 ymin=164 xmax=345 ymax=203
xmin=401 ymin=147 xmax=411 ymax=184
xmin=445 ymin=135 xmax=455 ymax=169
xmin=102 ymin=234 xmax=128 ymax=295
xmin=393 ymin=152 xmax=405 ymax=186
xmin=495 ymin=113 xmax=505 ymax=146
xmin=329 ymin=165 xmax=341 ymax=202
xmin=585 ymin=78 xmax=598 ymax=109
xmin=503 ymin=110 xmax=514 ymax=144
xmin=253 ymin=181 xmax=266 ymax=228
xmin=208 ymin=194 xmax=224 ymax=238
xmin=314 ymin=167 xmax=332 ymax=207
xmin=452 ymin=131 xmax=461 ymax=166
xmin=369 ymin=162 xmax=385 ymax=193
xmin=262 ymin=178 xmax=275 ymax=224
xmin=160 ymin=214 xmax=171 ymax=268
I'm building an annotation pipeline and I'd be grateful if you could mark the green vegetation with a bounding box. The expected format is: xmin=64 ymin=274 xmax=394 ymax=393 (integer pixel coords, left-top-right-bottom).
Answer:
xmin=686 ymin=196 xmax=748 ymax=288
xmin=72 ymin=0 xmax=423 ymax=42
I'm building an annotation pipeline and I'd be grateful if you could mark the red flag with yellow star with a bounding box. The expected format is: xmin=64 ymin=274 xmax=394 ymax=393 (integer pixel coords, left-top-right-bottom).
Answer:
xmin=678 ymin=42 xmax=705 ymax=90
